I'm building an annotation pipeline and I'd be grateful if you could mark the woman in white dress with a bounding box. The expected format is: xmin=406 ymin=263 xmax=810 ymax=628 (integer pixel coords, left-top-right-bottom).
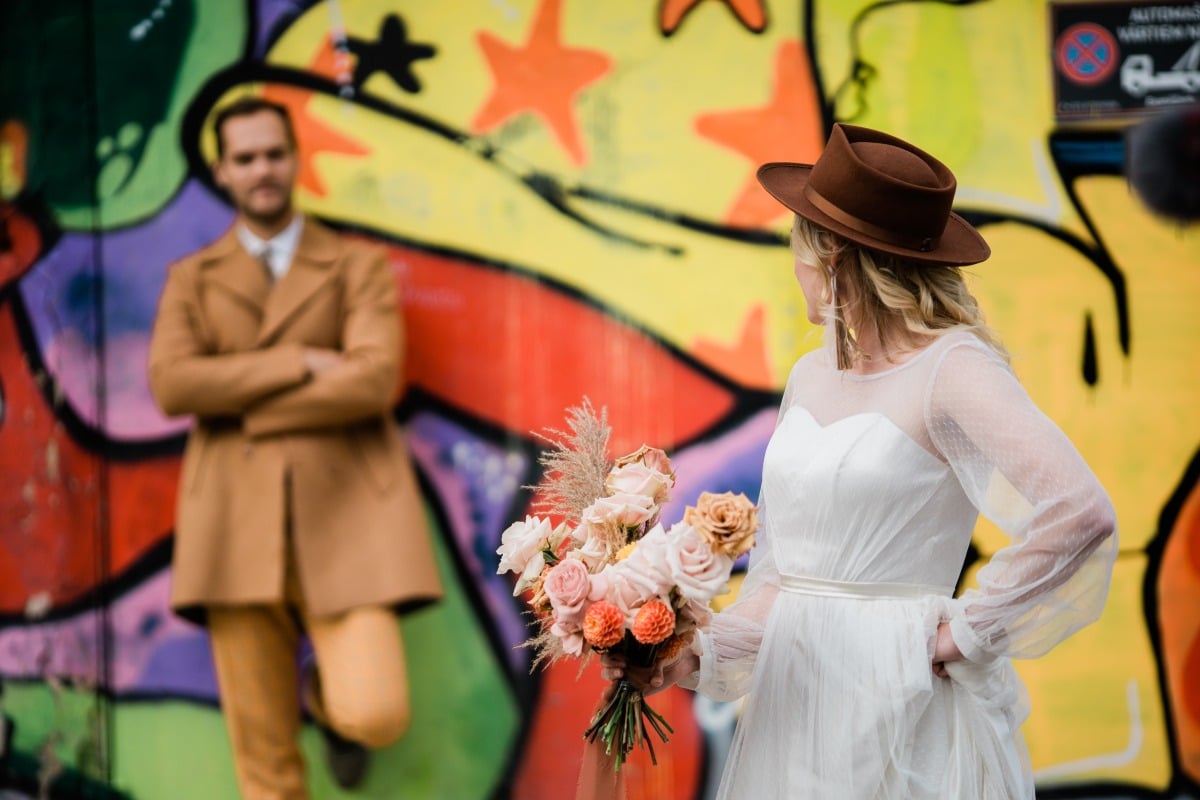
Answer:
xmin=603 ymin=123 xmax=1118 ymax=798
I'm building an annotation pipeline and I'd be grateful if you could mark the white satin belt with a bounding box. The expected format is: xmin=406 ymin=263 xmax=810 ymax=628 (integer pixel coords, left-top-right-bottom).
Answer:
xmin=778 ymin=573 xmax=953 ymax=600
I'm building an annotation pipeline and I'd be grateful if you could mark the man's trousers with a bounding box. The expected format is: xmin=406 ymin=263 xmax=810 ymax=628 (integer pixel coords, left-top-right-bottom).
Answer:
xmin=207 ymin=549 xmax=410 ymax=799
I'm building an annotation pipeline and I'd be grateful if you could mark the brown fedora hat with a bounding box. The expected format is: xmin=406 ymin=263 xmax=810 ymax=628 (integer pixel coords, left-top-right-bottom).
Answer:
xmin=756 ymin=123 xmax=990 ymax=266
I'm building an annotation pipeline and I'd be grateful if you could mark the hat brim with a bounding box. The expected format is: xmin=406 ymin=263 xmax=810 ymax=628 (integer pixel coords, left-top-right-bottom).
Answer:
xmin=756 ymin=162 xmax=991 ymax=267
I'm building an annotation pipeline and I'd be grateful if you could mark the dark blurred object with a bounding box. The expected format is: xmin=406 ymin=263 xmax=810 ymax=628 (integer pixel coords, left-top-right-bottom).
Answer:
xmin=1125 ymin=105 xmax=1200 ymax=223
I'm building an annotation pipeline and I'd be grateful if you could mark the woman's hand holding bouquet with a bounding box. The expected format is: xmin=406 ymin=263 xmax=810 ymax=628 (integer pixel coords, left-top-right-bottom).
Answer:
xmin=599 ymin=646 xmax=700 ymax=696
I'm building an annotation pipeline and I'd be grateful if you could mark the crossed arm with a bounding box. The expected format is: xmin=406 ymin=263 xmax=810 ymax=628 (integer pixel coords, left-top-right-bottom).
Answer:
xmin=147 ymin=248 xmax=402 ymax=435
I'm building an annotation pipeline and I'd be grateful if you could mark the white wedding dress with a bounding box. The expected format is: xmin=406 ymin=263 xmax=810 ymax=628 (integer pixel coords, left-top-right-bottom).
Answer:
xmin=683 ymin=330 xmax=1117 ymax=799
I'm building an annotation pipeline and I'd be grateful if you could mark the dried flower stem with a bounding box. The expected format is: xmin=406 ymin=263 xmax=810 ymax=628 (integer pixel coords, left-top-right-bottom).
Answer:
xmin=526 ymin=398 xmax=613 ymax=522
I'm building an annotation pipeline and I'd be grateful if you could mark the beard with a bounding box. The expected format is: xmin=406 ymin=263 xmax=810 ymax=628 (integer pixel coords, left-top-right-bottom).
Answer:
xmin=237 ymin=182 xmax=293 ymax=226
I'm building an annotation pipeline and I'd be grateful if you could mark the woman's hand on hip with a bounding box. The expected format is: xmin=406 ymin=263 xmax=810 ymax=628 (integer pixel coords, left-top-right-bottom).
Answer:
xmin=932 ymin=621 xmax=964 ymax=678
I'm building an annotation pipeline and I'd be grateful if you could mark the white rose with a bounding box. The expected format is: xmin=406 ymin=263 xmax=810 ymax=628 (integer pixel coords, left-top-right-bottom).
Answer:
xmin=605 ymin=462 xmax=674 ymax=504
xmin=623 ymin=524 xmax=672 ymax=592
xmin=513 ymin=552 xmax=546 ymax=596
xmin=666 ymin=523 xmax=733 ymax=601
xmin=583 ymin=492 xmax=655 ymax=529
xmin=497 ymin=516 xmax=555 ymax=594
xmin=566 ymin=520 xmax=589 ymax=545
xmin=571 ymin=523 xmax=610 ymax=571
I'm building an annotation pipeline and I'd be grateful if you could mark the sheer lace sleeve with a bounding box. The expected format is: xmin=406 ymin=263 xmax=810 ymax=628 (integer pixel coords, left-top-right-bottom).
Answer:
xmin=678 ymin=363 xmax=806 ymax=701
xmin=927 ymin=340 xmax=1117 ymax=662
xmin=679 ymin=504 xmax=780 ymax=701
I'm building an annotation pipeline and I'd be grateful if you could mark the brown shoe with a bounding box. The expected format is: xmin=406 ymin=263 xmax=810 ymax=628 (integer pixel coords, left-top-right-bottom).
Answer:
xmin=302 ymin=660 xmax=371 ymax=789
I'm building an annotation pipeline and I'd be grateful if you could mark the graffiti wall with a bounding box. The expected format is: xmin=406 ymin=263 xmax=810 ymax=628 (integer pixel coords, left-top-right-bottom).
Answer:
xmin=1 ymin=0 xmax=1197 ymax=798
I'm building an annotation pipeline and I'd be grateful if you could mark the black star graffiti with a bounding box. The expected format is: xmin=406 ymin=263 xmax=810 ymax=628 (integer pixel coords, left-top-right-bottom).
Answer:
xmin=347 ymin=14 xmax=437 ymax=94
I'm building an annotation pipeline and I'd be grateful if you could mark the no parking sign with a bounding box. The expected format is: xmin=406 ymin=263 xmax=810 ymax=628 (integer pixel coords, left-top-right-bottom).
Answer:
xmin=1051 ymin=1 xmax=1200 ymax=120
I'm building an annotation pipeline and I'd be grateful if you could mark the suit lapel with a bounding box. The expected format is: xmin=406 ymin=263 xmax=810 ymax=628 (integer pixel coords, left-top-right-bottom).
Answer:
xmin=255 ymin=219 xmax=340 ymax=346
xmin=200 ymin=229 xmax=271 ymax=315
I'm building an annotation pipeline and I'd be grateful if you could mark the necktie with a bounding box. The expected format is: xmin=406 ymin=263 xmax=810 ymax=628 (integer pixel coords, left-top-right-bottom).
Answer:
xmin=259 ymin=245 xmax=275 ymax=285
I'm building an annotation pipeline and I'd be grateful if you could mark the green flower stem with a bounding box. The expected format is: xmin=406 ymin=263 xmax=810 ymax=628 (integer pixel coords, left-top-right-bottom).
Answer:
xmin=582 ymin=678 xmax=673 ymax=771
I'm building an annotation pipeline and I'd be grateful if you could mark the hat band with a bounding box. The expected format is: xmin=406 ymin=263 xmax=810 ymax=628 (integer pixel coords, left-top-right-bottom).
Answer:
xmin=803 ymin=184 xmax=939 ymax=253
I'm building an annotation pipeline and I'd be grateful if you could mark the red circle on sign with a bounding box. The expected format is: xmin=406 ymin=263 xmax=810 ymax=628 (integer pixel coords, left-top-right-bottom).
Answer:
xmin=1056 ymin=23 xmax=1119 ymax=85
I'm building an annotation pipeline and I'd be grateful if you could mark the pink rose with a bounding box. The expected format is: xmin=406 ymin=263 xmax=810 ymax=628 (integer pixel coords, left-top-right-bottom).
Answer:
xmin=562 ymin=632 xmax=584 ymax=656
xmin=666 ymin=523 xmax=733 ymax=601
xmin=600 ymin=560 xmax=664 ymax=624
xmin=586 ymin=569 xmax=610 ymax=602
xmin=544 ymin=559 xmax=592 ymax=628
xmin=549 ymin=622 xmax=585 ymax=656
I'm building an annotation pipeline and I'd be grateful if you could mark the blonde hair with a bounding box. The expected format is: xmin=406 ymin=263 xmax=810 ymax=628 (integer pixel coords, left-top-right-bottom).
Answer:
xmin=791 ymin=216 xmax=1008 ymax=366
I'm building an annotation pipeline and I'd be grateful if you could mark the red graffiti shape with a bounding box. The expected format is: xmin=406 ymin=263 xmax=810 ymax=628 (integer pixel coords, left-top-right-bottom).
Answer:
xmin=0 ymin=204 xmax=40 ymax=290
xmin=388 ymin=243 xmax=738 ymax=454
xmin=0 ymin=302 xmax=180 ymax=616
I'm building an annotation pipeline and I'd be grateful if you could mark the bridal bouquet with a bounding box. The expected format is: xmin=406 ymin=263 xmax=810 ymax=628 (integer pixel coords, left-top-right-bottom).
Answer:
xmin=496 ymin=400 xmax=757 ymax=770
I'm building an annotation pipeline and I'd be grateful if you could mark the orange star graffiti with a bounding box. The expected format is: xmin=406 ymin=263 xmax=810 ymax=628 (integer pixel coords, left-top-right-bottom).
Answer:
xmin=472 ymin=0 xmax=612 ymax=165
xmin=691 ymin=305 xmax=773 ymax=389
xmin=694 ymin=40 xmax=823 ymax=228
xmin=260 ymin=37 xmax=371 ymax=198
xmin=659 ymin=0 xmax=767 ymax=35
xmin=306 ymin=34 xmax=348 ymax=82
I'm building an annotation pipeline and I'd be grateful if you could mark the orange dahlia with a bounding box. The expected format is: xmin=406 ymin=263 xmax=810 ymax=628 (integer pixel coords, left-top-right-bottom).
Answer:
xmin=631 ymin=600 xmax=675 ymax=645
xmin=583 ymin=601 xmax=625 ymax=649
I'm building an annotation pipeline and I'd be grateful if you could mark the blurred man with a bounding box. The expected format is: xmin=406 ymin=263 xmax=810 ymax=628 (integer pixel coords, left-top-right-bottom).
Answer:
xmin=148 ymin=97 xmax=441 ymax=798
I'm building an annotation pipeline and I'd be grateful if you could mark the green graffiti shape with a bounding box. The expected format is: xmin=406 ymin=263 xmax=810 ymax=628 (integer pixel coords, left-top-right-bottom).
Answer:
xmin=0 ymin=0 xmax=246 ymax=230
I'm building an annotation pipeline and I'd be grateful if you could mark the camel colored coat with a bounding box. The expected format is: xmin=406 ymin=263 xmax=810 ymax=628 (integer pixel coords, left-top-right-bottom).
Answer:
xmin=147 ymin=219 xmax=441 ymax=624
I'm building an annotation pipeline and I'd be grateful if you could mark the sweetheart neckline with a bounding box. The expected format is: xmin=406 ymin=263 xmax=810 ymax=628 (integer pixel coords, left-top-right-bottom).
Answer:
xmin=781 ymin=405 xmax=950 ymax=473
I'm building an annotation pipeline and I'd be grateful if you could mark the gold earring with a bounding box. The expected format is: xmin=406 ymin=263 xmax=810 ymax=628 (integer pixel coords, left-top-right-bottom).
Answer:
xmin=831 ymin=271 xmax=854 ymax=370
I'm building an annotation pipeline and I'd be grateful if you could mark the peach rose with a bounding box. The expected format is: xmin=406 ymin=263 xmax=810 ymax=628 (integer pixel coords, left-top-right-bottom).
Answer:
xmin=683 ymin=491 xmax=758 ymax=558
xmin=614 ymin=444 xmax=674 ymax=477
